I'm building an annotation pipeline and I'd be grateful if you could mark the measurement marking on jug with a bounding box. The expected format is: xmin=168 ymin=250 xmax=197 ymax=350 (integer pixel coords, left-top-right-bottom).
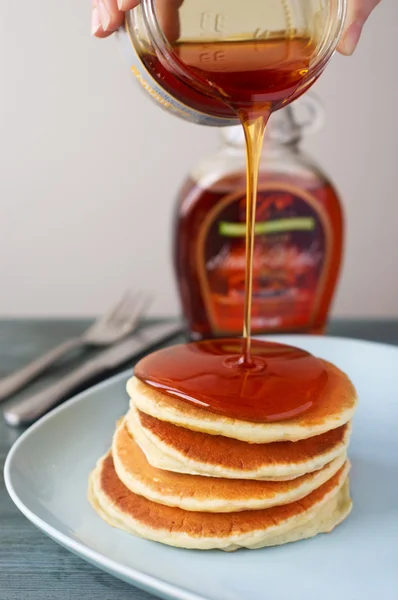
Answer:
xmin=200 ymin=13 xmax=227 ymax=34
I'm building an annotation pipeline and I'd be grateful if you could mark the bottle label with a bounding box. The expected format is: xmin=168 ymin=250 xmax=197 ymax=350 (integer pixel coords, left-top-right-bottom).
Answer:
xmin=196 ymin=183 xmax=332 ymax=334
xmin=116 ymin=24 xmax=236 ymax=127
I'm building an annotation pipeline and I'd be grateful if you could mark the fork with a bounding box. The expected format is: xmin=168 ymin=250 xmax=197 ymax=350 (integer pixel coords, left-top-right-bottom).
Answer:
xmin=0 ymin=291 xmax=150 ymax=402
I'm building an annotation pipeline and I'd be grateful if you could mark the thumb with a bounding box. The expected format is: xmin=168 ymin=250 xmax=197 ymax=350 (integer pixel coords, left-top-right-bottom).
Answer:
xmin=338 ymin=0 xmax=381 ymax=56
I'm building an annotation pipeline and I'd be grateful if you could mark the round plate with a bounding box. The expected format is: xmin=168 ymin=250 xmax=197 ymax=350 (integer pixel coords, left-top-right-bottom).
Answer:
xmin=5 ymin=335 xmax=398 ymax=600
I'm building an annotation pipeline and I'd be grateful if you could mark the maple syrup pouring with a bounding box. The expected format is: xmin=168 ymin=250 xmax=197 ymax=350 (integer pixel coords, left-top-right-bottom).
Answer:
xmin=136 ymin=37 xmax=329 ymax=422
xmin=240 ymin=112 xmax=267 ymax=365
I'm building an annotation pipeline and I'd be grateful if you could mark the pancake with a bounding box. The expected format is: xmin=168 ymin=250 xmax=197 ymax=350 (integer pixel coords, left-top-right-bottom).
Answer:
xmin=89 ymin=454 xmax=352 ymax=551
xmin=126 ymin=405 xmax=351 ymax=480
xmin=127 ymin=359 xmax=357 ymax=443
xmin=112 ymin=420 xmax=347 ymax=512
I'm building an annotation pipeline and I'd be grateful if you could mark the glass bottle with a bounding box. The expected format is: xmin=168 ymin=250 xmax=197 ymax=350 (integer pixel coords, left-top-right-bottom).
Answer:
xmin=174 ymin=96 xmax=344 ymax=339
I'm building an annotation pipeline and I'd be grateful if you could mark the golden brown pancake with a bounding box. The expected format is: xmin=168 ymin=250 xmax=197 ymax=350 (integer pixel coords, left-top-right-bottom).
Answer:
xmin=112 ymin=421 xmax=347 ymax=512
xmin=127 ymin=359 xmax=357 ymax=443
xmin=89 ymin=454 xmax=352 ymax=551
xmin=126 ymin=405 xmax=351 ymax=480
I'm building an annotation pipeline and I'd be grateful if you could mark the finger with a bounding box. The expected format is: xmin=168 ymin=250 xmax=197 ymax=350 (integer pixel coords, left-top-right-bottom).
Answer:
xmin=338 ymin=0 xmax=381 ymax=55
xmin=92 ymin=0 xmax=109 ymax=37
xmin=117 ymin=0 xmax=140 ymax=10
xmin=92 ymin=24 xmax=114 ymax=38
xmin=98 ymin=0 xmax=126 ymax=32
xmin=92 ymin=1 xmax=103 ymax=36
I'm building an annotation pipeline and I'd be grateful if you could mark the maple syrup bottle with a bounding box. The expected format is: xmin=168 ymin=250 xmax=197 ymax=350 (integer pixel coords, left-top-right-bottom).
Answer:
xmin=174 ymin=97 xmax=344 ymax=340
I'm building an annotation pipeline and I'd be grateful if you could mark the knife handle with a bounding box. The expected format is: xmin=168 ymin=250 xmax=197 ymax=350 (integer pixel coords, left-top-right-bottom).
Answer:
xmin=0 ymin=338 xmax=82 ymax=402
xmin=3 ymin=358 xmax=108 ymax=427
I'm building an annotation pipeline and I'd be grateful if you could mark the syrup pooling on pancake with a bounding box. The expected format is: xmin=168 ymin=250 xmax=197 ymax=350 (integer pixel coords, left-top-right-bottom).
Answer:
xmin=134 ymin=339 xmax=329 ymax=423
xmin=128 ymin=360 xmax=357 ymax=443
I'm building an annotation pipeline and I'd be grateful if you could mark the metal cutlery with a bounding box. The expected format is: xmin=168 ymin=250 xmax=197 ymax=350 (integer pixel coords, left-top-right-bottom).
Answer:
xmin=3 ymin=321 xmax=183 ymax=427
xmin=0 ymin=291 xmax=149 ymax=402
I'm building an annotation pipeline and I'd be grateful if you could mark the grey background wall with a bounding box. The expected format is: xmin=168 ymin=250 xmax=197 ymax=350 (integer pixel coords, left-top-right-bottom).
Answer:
xmin=0 ymin=1 xmax=397 ymax=317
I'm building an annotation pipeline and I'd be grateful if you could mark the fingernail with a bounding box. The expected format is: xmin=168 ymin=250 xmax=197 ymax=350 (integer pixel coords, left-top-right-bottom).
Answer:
xmin=117 ymin=0 xmax=127 ymax=9
xmin=91 ymin=7 xmax=102 ymax=35
xmin=98 ymin=0 xmax=111 ymax=31
xmin=340 ymin=20 xmax=363 ymax=56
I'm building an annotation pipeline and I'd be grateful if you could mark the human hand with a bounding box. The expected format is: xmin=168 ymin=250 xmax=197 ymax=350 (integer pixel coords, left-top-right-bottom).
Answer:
xmin=91 ymin=0 xmax=182 ymax=40
xmin=92 ymin=0 xmax=381 ymax=56
xmin=338 ymin=0 xmax=381 ymax=55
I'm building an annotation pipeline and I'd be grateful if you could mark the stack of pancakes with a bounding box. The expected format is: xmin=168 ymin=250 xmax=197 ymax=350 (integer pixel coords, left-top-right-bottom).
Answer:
xmin=89 ymin=358 xmax=357 ymax=551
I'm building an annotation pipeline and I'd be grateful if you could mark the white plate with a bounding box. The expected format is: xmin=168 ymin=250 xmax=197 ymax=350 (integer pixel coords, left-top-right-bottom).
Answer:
xmin=5 ymin=335 xmax=398 ymax=600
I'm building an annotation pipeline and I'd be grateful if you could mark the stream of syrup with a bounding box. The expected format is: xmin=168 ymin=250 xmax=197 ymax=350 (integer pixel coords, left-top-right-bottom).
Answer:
xmin=135 ymin=37 xmax=329 ymax=422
